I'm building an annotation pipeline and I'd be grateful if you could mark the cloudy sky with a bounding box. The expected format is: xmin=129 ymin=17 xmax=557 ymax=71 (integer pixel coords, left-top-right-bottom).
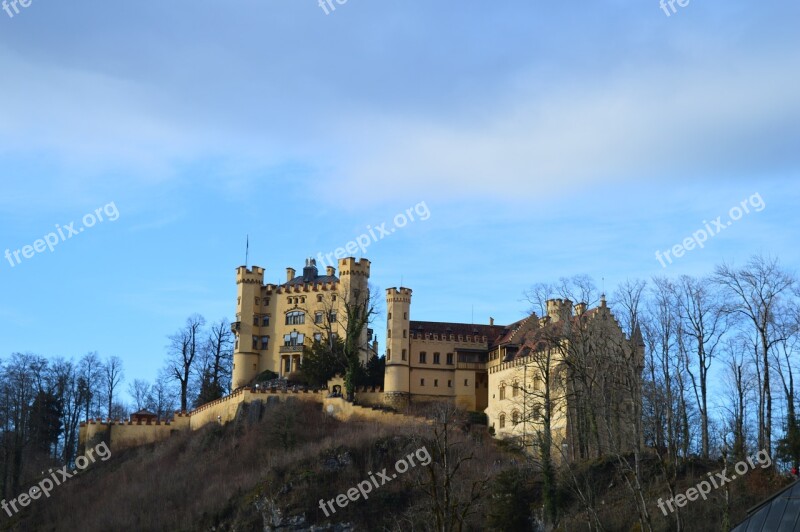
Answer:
xmin=1 ymin=1 xmax=798 ymax=390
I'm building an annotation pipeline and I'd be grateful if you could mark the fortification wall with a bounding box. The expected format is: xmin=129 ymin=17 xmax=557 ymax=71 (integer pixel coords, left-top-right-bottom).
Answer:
xmin=323 ymin=397 xmax=429 ymax=426
xmin=79 ymin=388 xmax=328 ymax=452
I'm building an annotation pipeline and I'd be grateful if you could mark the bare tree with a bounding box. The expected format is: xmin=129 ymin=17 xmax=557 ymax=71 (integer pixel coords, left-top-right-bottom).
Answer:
xmin=128 ymin=379 xmax=152 ymax=411
xmin=103 ymin=356 xmax=124 ymax=420
xmin=674 ymin=275 xmax=729 ymax=458
xmin=714 ymin=254 xmax=795 ymax=455
xmin=166 ymin=314 xmax=206 ymax=412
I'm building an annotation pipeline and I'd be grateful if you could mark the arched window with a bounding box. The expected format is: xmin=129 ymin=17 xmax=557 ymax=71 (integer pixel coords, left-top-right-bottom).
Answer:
xmin=285 ymin=311 xmax=305 ymax=325
xmin=499 ymin=413 xmax=506 ymax=429
xmin=499 ymin=384 xmax=506 ymax=400
xmin=512 ymin=381 xmax=519 ymax=397
xmin=512 ymin=411 xmax=520 ymax=426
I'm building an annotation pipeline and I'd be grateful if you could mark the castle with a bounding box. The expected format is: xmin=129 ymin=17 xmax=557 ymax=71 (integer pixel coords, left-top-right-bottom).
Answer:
xmin=231 ymin=257 xmax=376 ymax=389
xmin=80 ymin=257 xmax=643 ymax=462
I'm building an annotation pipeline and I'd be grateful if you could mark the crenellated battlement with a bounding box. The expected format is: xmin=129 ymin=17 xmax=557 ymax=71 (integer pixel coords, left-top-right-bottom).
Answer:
xmin=386 ymin=287 xmax=412 ymax=302
xmin=237 ymin=265 xmax=265 ymax=285
xmin=338 ymin=257 xmax=371 ymax=277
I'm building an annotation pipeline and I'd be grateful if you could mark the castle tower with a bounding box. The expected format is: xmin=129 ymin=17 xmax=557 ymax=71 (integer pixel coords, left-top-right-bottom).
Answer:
xmin=384 ymin=287 xmax=412 ymax=409
xmin=232 ymin=265 xmax=265 ymax=390
xmin=338 ymin=258 xmax=372 ymax=362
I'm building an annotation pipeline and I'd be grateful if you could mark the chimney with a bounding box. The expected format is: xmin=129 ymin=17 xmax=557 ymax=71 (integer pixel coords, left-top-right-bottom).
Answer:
xmin=489 ymin=317 xmax=495 ymax=326
xmin=286 ymin=267 xmax=296 ymax=282
xmin=326 ymin=266 xmax=336 ymax=277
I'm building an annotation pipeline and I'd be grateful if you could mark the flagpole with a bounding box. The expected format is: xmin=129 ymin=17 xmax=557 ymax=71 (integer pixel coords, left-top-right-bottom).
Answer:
xmin=245 ymin=235 xmax=249 ymax=268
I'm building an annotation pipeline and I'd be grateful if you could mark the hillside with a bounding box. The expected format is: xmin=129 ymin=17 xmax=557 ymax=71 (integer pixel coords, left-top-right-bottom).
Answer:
xmin=1 ymin=400 xmax=791 ymax=531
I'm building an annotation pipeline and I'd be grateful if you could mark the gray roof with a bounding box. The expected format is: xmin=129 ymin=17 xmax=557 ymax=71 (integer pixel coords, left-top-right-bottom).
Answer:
xmin=730 ymin=479 xmax=800 ymax=531
xmin=284 ymin=274 xmax=338 ymax=286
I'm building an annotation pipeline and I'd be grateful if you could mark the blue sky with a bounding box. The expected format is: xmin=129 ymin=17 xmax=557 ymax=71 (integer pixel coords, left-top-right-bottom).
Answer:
xmin=0 ymin=1 xmax=798 ymax=392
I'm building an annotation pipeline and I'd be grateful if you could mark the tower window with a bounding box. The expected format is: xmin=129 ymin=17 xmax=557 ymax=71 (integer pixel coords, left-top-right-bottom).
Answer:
xmin=403 ymin=312 xmax=407 ymax=319
xmin=499 ymin=413 xmax=506 ymax=429
xmin=388 ymin=312 xmax=392 ymax=320
xmin=253 ymin=315 xmax=259 ymax=326
xmin=419 ymin=352 xmax=427 ymax=364
xmin=317 ymin=294 xmax=323 ymax=302
xmin=387 ymin=329 xmax=391 ymax=338
xmin=387 ymin=348 xmax=391 ymax=360
xmin=499 ymin=385 xmax=506 ymax=400
xmin=464 ymin=379 xmax=469 ymax=386
xmin=252 ymin=337 xmax=258 ymax=349
xmin=433 ymin=353 xmax=440 ymax=364
xmin=420 ymin=378 xmax=425 ymax=386
xmin=402 ymin=349 xmax=407 ymax=361
xmin=446 ymin=353 xmax=453 ymax=365
xmin=262 ymin=316 xmax=270 ymax=326
xmin=448 ymin=380 xmax=452 ymax=388
xmin=403 ymin=329 xmax=407 ymax=338
xmin=434 ymin=379 xmax=438 ymax=387
xmin=261 ymin=336 xmax=269 ymax=350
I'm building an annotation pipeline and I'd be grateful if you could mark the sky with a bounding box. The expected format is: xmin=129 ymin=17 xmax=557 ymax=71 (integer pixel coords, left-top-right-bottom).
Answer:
xmin=0 ymin=1 xmax=798 ymax=396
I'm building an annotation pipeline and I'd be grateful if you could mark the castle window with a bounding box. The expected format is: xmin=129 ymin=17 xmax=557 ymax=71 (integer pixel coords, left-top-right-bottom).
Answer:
xmin=283 ymin=331 xmax=304 ymax=346
xmin=420 ymin=378 xmax=425 ymax=386
xmin=286 ymin=311 xmax=305 ymax=325
xmin=464 ymin=379 xmax=469 ymax=386
xmin=301 ymin=297 xmax=306 ymax=304
xmin=403 ymin=312 xmax=407 ymax=319
xmin=329 ymin=311 xmax=337 ymax=323
xmin=499 ymin=385 xmax=506 ymax=400
xmin=434 ymin=379 xmax=438 ymax=387
xmin=419 ymin=352 xmax=427 ymax=364
xmin=331 ymin=333 xmax=338 ymax=341
xmin=402 ymin=349 xmax=407 ymax=361
xmin=448 ymin=380 xmax=452 ymax=387
xmin=252 ymin=337 xmax=258 ymax=349
xmin=403 ymin=329 xmax=407 ymax=338
xmin=387 ymin=348 xmax=391 ymax=360
xmin=317 ymin=294 xmax=323 ymax=302
xmin=264 ymin=298 xmax=270 ymax=305
xmin=313 ymin=333 xmax=322 ymax=343
xmin=253 ymin=315 xmax=259 ymax=326
xmin=262 ymin=316 xmax=270 ymax=326
xmin=533 ymin=406 xmax=541 ymax=421
xmin=261 ymin=336 xmax=269 ymax=349
xmin=512 ymin=411 xmax=519 ymax=426
xmin=255 ymin=298 xmax=260 ymax=305
xmin=387 ymin=329 xmax=391 ymax=338
xmin=533 ymin=376 xmax=542 ymax=391
xmin=315 ymin=311 xmax=324 ymax=324
xmin=235 ymin=337 xmax=239 ymax=349
xmin=237 ymin=297 xmax=241 ymax=305
xmin=446 ymin=353 xmax=453 ymax=365
xmin=512 ymin=382 xmax=519 ymax=398
xmin=499 ymin=414 xmax=506 ymax=429
xmin=433 ymin=353 xmax=440 ymax=364
xmin=388 ymin=312 xmax=392 ymax=320
xmin=332 ymin=295 xmax=337 ymax=301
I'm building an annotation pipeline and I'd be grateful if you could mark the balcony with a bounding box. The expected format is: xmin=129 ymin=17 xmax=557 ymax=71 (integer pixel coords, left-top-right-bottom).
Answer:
xmin=456 ymin=361 xmax=486 ymax=371
xmin=279 ymin=344 xmax=305 ymax=354
xmin=231 ymin=321 xmax=241 ymax=333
